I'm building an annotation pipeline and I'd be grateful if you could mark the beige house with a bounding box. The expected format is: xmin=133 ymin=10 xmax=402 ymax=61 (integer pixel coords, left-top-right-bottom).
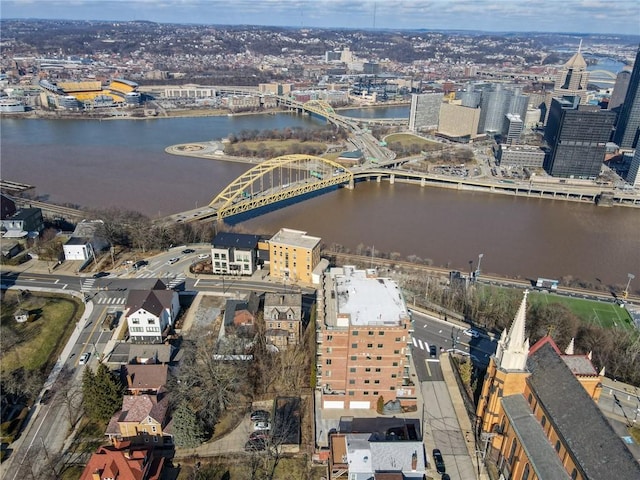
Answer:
xmin=106 ymin=393 xmax=171 ymax=446
xmin=264 ymin=292 xmax=303 ymax=348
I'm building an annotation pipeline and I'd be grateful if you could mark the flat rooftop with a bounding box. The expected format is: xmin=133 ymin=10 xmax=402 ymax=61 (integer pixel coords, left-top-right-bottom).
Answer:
xmin=270 ymin=228 xmax=320 ymax=250
xmin=325 ymin=266 xmax=408 ymax=328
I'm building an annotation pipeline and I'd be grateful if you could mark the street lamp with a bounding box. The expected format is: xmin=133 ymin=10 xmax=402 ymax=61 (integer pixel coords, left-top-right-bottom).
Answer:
xmin=623 ymin=273 xmax=635 ymax=300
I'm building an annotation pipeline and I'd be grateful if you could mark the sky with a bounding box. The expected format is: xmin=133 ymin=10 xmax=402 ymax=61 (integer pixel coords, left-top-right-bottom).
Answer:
xmin=1 ymin=0 xmax=639 ymax=35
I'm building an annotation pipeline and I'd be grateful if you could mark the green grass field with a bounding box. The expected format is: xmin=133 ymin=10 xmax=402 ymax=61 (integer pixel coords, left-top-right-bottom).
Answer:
xmin=529 ymin=292 xmax=634 ymax=330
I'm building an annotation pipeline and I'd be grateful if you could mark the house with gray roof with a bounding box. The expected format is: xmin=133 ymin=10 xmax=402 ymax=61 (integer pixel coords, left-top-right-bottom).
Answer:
xmin=125 ymin=288 xmax=180 ymax=344
xmin=210 ymin=231 xmax=261 ymax=275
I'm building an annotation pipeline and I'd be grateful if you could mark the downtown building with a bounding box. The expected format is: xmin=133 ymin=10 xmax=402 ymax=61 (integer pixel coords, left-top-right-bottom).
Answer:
xmin=316 ymin=266 xmax=415 ymax=410
xmin=408 ymin=92 xmax=443 ymax=132
xmin=613 ymin=46 xmax=640 ymax=149
xmin=543 ymin=96 xmax=616 ymax=179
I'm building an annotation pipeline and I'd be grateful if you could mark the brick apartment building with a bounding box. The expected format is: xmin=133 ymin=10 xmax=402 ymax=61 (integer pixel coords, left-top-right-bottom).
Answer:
xmin=316 ymin=266 xmax=416 ymax=410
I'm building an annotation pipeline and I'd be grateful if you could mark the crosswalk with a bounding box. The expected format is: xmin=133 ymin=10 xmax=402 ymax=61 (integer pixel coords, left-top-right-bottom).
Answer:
xmin=94 ymin=296 xmax=127 ymax=305
xmin=412 ymin=337 xmax=430 ymax=351
xmin=81 ymin=278 xmax=96 ymax=291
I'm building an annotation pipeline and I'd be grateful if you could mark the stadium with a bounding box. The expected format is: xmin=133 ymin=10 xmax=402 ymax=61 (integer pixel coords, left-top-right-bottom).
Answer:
xmin=38 ymin=78 xmax=141 ymax=110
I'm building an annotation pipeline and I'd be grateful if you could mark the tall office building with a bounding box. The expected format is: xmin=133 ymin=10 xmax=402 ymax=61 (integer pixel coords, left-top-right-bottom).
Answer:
xmin=478 ymin=85 xmax=529 ymax=135
xmin=544 ymin=45 xmax=591 ymax=125
xmin=626 ymin=148 xmax=640 ymax=186
xmin=608 ymin=68 xmax=632 ymax=111
xmin=552 ymin=46 xmax=590 ymax=104
xmin=503 ymin=113 xmax=524 ymax=144
xmin=408 ymin=92 xmax=443 ymax=132
xmin=544 ymin=97 xmax=616 ymax=178
xmin=613 ymin=46 xmax=640 ymax=149
xmin=316 ymin=266 xmax=415 ymax=411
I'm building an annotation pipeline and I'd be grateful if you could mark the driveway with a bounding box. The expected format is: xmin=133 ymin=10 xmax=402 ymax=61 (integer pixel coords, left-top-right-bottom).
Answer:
xmin=174 ymin=415 xmax=254 ymax=458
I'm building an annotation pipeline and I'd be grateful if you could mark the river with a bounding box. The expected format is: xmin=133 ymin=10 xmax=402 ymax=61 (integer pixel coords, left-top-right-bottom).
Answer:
xmin=1 ymin=111 xmax=639 ymax=286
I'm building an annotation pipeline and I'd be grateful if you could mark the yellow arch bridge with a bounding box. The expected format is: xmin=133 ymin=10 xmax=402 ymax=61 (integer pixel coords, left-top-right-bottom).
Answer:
xmin=208 ymin=154 xmax=354 ymax=220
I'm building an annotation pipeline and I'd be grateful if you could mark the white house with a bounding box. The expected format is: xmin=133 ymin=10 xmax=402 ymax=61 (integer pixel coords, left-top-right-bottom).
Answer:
xmin=125 ymin=286 xmax=180 ymax=344
xmin=63 ymin=219 xmax=108 ymax=261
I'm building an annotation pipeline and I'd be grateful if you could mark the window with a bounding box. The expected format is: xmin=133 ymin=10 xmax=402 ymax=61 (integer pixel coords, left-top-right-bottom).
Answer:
xmin=523 ymin=464 xmax=530 ymax=480
xmin=555 ymin=440 xmax=561 ymax=452
xmin=528 ymin=393 xmax=533 ymax=404
xmin=352 ymin=343 xmax=358 ymax=349
xmin=352 ymin=331 xmax=359 ymax=336
xmin=349 ymin=379 xmax=355 ymax=385
xmin=349 ymin=368 xmax=356 ymax=373
xmin=367 ymin=343 xmax=373 ymax=348
xmin=350 ymin=356 xmax=357 ymax=361
xmin=391 ymin=374 xmax=397 ymax=378
xmin=378 ymin=331 xmax=385 ymax=336
xmin=364 ymin=380 xmax=370 ymax=384
xmin=148 ymin=319 xmax=155 ymax=325
xmin=541 ymin=416 xmax=547 ymax=428
xmin=378 ymin=344 xmax=384 ymax=348
xmin=390 ymin=386 xmax=395 ymax=390
xmin=394 ymin=349 xmax=400 ymax=354
xmin=365 ymin=368 xmax=371 ymax=372
xmin=326 ymin=359 xmax=332 ymax=365
xmin=376 ymin=356 xmax=382 ymax=361
xmin=327 ymin=335 xmax=333 ymax=341
xmin=395 ymin=337 xmax=401 ymax=342
xmin=368 ymin=331 xmax=374 ymax=336
xmin=131 ymin=319 xmax=139 ymax=324
xmin=375 ymin=368 xmax=381 ymax=373
xmin=392 ymin=362 xmax=398 ymax=367
xmin=373 ymin=391 xmax=379 ymax=395
xmin=151 ymin=425 xmax=157 ymax=433
xmin=364 ymin=391 xmax=369 ymax=396
xmin=348 ymin=391 xmax=354 ymax=396
xmin=326 ymin=348 xmax=332 ymax=354
xmin=570 ymin=469 xmax=578 ymax=480
xmin=509 ymin=438 xmax=518 ymax=462
xmin=374 ymin=380 xmax=380 ymax=384
xmin=153 ymin=436 xmax=158 ymax=443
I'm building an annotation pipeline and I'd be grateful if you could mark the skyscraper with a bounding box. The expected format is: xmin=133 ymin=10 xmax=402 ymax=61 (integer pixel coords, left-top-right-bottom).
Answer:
xmin=544 ymin=97 xmax=616 ymax=178
xmin=552 ymin=45 xmax=590 ymax=103
xmin=608 ymin=68 xmax=632 ymax=111
xmin=613 ymin=46 xmax=640 ymax=149
xmin=408 ymin=92 xmax=443 ymax=132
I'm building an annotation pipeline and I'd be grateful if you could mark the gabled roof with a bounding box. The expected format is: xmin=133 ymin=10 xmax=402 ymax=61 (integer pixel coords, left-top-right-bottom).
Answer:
xmin=116 ymin=394 xmax=170 ymax=425
xmin=122 ymin=364 xmax=168 ymax=391
xmin=79 ymin=445 xmax=164 ymax=480
xmin=212 ymin=231 xmax=260 ymax=249
xmin=527 ymin=342 xmax=640 ymax=480
xmin=126 ymin=289 xmax=176 ymax=317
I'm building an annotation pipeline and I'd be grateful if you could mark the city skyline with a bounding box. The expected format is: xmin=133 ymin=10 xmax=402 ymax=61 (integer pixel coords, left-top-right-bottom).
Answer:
xmin=2 ymin=0 xmax=639 ymax=36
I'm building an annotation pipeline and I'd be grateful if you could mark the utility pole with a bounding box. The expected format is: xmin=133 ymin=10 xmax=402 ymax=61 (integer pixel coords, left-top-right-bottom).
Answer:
xmin=623 ymin=273 xmax=635 ymax=300
xmin=475 ymin=253 xmax=484 ymax=281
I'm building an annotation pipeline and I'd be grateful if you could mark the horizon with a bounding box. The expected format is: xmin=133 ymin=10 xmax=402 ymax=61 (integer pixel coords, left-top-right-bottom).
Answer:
xmin=2 ymin=0 xmax=639 ymax=37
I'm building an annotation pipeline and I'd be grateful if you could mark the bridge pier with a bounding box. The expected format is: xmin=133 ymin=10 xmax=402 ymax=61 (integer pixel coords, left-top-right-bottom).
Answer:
xmin=389 ymin=174 xmax=395 ymax=185
xmin=347 ymin=178 xmax=355 ymax=189
xmin=377 ymin=175 xmax=382 ymax=183
xmin=420 ymin=178 xmax=426 ymax=187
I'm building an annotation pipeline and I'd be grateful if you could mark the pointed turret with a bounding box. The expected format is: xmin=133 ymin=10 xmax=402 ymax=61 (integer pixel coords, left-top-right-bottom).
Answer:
xmin=599 ymin=365 xmax=606 ymax=377
xmin=495 ymin=290 xmax=530 ymax=371
xmin=565 ymin=338 xmax=575 ymax=355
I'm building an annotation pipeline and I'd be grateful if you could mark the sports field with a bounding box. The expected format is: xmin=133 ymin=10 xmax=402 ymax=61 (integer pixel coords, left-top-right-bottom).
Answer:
xmin=529 ymin=292 xmax=634 ymax=330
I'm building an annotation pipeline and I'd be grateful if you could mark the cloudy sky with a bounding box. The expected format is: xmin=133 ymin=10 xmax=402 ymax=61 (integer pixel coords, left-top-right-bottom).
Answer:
xmin=2 ymin=0 xmax=639 ymax=35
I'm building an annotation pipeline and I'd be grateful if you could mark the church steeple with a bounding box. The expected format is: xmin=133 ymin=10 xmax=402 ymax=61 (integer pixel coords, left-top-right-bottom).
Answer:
xmin=495 ymin=290 xmax=530 ymax=371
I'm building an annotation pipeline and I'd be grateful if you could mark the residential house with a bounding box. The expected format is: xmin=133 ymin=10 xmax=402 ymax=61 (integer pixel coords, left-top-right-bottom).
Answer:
xmin=63 ymin=219 xmax=108 ymax=261
xmin=121 ymin=364 xmax=168 ymax=395
xmin=1 ymin=207 xmax=43 ymax=239
xmin=79 ymin=442 xmax=164 ymax=480
xmin=211 ymin=231 xmax=261 ymax=275
xmin=263 ymin=292 xmax=303 ymax=348
xmin=106 ymin=393 xmax=172 ymax=446
xmin=0 ymin=194 xmax=17 ymax=221
xmin=328 ymin=432 xmax=425 ymax=480
xmin=1 ymin=240 xmax=21 ymax=259
xmin=125 ymin=288 xmax=180 ymax=344
xmin=222 ymin=292 xmax=260 ymax=337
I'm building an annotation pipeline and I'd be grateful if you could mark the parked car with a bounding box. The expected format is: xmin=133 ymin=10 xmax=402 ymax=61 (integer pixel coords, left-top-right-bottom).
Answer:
xmin=132 ymin=260 xmax=148 ymax=269
xmin=41 ymin=389 xmax=53 ymax=405
xmin=441 ymin=475 xmax=451 ymax=480
xmin=198 ymin=253 xmax=210 ymax=259
xmin=79 ymin=352 xmax=90 ymax=365
xmin=93 ymin=271 xmax=109 ymax=278
xmin=249 ymin=431 xmax=269 ymax=441
xmin=432 ymin=449 xmax=446 ymax=474
xmin=463 ymin=328 xmax=480 ymax=338
xmin=244 ymin=437 xmax=267 ymax=452
xmin=429 ymin=345 xmax=437 ymax=357
xmin=253 ymin=421 xmax=271 ymax=431
xmin=182 ymin=248 xmax=195 ymax=254
xmin=167 ymin=257 xmax=179 ymax=265
xmin=250 ymin=410 xmax=270 ymax=422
